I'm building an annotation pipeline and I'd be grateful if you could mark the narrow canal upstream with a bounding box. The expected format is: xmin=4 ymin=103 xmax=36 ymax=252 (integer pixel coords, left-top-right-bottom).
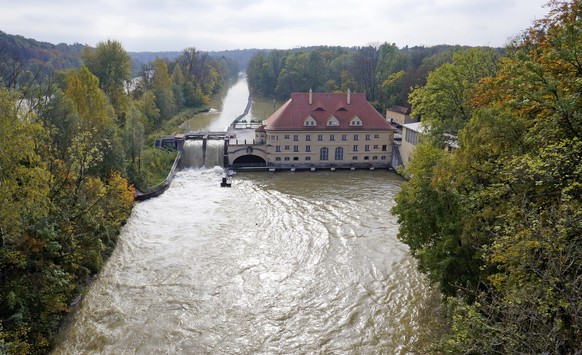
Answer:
xmin=52 ymin=76 xmax=441 ymax=354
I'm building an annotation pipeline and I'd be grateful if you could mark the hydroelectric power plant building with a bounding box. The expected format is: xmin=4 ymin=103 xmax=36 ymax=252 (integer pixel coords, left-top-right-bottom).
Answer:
xmin=228 ymin=90 xmax=397 ymax=171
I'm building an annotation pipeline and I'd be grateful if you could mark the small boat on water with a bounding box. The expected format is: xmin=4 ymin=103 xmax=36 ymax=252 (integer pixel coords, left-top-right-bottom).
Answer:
xmin=220 ymin=176 xmax=231 ymax=187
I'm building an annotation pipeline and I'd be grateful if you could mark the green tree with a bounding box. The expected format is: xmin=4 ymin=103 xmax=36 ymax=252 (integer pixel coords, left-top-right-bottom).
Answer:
xmin=123 ymin=105 xmax=145 ymax=180
xmin=81 ymin=40 xmax=131 ymax=120
xmin=171 ymin=63 xmax=185 ymax=109
xmin=139 ymin=90 xmax=160 ymax=132
xmin=408 ymin=47 xmax=499 ymax=146
xmin=65 ymin=66 xmax=124 ymax=178
xmin=394 ymin=1 xmax=582 ymax=352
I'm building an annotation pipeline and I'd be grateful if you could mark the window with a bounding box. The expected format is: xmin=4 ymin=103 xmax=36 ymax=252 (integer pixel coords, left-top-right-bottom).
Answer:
xmin=318 ymin=134 xmax=324 ymax=141
xmin=275 ymin=157 xmax=281 ymax=161
xmin=374 ymin=134 xmax=380 ymax=138
xmin=284 ymin=157 xmax=290 ymax=161
xmin=293 ymin=157 xmax=299 ymax=161
xmin=364 ymin=156 xmax=370 ymax=160
xmin=405 ymin=129 xmax=420 ymax=145
xmin=320 ymin=147 xmax=329 ymax=160
xmin=373 ymin=156 xmax=378 ymax=160
xmin=373 ymin=145 xmax=379 ymax=150
xmin=353 ymin=145 xmax=358 ymax=152
xmin=293 ymin=135 xmax=299 ymax=141
xmin=341 ymin=134 xmax=347 ymax=141
xmin=330 ymin=134 xmax=335 ymax=141
xmin=304 ymin=116 xmax=317 ymax=126
xmin=271 ymin=135 xmax=276 ymax=140
xmin=352 ymin=156 xmax=358 ymax=160
xmin=365 ymin=145 xmax=370 ymax=152
xmin=381 ymin=145 xmax=387 ymax=151
xmin=284 ymin=145 xmax=290 ymax=150
xmin=294 ymin=145 xmax=299 ymax=152
xmin=365 ymin=134 xmax=371 ymax=141
xmin=381 ymin=156 xmax=387 ymax=160
xmin=354 ymin=134 xmax=359 ymax=141
xmin=306 ymin=145 xmax=311 ymax=152
xmin=350 ymin=116 xmax=363 ymax=126
xmin=306 ymin=157 xmax=311 ymax=161
xmin=306 ymin=134 xmax=311 ymax=141
xmin=327 ymin=116 xmax=340 ymax=126
xmin=275 ymin=146 xmax=281 ymax=152
xmin=284 ymin=134 xmax=290 ymax=139
xmin=335 ymin=147 xmax=344 ymax=160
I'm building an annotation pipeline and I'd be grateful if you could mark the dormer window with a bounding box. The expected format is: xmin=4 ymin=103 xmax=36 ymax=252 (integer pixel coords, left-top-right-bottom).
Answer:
xmin=327 ymin=116 xmax=340 ymax=126
xmin=350 ymin=116 xmax=363 ymax=126
xmin=304 ymin=115 xmax=317 ymax=127
xmin=314 ymin=107 xmax=325 ymax=111
xmin=337 ymin=107 xmax=348 ymax=112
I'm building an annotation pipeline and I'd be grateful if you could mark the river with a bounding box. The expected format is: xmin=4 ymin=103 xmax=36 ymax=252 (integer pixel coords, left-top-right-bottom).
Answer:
xmin=52 ymin=76 xmax=441 ymax=354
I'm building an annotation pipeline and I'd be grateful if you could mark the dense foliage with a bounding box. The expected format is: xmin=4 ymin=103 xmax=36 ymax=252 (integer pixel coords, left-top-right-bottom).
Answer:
xmin=0 ymin=38 xmax=236 ymax=353
xmin=246 ymin=44 xmax=473 ymax=110
xmin=392 ymin=1 xmax=581 ymax=352
xmin=0 ymin=31 xmax=85 ymax=86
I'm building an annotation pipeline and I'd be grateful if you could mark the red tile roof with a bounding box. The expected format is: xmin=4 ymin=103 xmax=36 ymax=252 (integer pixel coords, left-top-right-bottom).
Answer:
xmin=388 ymin=105 xmax=411 ymax=115
xmin=263 ymin=92 xmax=395 ymax=131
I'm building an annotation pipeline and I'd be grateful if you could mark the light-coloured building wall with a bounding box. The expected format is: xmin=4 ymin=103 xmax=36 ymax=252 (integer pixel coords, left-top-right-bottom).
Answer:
xmin=400 ymin=122 xmax=423 ymax=168
xmin=263 ymin=130 xmax=393 ymax=167
xmin=386 ymin=107 xmax=417 ymax=126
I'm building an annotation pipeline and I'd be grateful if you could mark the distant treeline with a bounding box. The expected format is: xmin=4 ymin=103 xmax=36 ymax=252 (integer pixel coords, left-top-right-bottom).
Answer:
xmin=245 ymin=44 xmax=483 ymax=111
xmin=0 ymin=31 xmax=259 ymax=78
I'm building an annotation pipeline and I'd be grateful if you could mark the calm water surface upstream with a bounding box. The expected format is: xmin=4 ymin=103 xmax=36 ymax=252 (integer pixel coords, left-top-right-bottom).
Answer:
xmin=52 ymin=77 xmax=441 ymax=354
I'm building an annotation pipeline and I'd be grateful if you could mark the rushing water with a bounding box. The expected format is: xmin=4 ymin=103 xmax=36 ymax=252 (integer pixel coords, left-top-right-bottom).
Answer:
xmin=52 ymin=76 xmax=442 ymax=354
xmin=181 ymin=141 xmax=225 ymax=168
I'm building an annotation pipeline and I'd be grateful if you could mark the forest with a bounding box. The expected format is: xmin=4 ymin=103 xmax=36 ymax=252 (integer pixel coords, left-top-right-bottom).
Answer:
xmin=391 ymin=1 xmax=581 ymax=352
xmin=0 ymin=39 xmax=237 ymax=353
xmin=246 ymin=43 xmax=476 ymax=112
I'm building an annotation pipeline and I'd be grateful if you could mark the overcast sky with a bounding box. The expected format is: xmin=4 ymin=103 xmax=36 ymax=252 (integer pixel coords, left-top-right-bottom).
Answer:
xmin=0 ymin=0 xmax=550 ymax=52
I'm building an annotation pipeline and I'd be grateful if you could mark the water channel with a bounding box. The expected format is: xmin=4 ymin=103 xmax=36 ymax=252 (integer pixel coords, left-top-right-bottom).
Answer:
xmin=53 ymin=76 xmax=442 ymax=354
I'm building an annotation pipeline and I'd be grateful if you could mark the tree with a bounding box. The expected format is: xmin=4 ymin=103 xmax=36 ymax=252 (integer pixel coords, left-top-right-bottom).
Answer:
xmin=123 ymin=105 xmax=145 ymax=179
xmin=351 ymin=45 xmax=380 ymax=101
xmin=171 ymin=63 xmax=185 ymax=109
xmin=408 ymin=47 xmax=499 ymax=146
xmin=150 ymin=59 xmax=175 ymax=122
xmin=394 ymin=1 xmax=582 ymax=352
xmin=65 ymin=66 xmax=124 ymax=178
xmin=138 ymin=90 xmax=159 ymax=132
xmin=81 ymin=40 xmax=131 ymax=120
xmin=392 ymin=143 xmax=479 ymax=296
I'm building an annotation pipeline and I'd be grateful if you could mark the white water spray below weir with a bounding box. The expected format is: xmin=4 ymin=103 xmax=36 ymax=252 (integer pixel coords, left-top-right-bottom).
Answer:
xmin=181 ymin=140 xmax=225 ymax=168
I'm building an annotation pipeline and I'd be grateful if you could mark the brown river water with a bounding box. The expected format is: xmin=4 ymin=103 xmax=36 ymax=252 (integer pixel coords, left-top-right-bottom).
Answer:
xmin=52 ymin=76 xmax=442 ymax=354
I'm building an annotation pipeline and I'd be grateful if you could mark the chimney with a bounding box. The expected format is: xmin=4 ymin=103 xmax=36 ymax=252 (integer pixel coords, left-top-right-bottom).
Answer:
xmin=309 ymin=88 xmax=313 ymax=105
xmin=347 ymin=89 xmax=351 ymax=105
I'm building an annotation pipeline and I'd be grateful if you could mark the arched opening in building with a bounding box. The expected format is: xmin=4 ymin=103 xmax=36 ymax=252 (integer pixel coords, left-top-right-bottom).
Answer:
xmin=232 ymin=155 xmax=267 ymax=167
